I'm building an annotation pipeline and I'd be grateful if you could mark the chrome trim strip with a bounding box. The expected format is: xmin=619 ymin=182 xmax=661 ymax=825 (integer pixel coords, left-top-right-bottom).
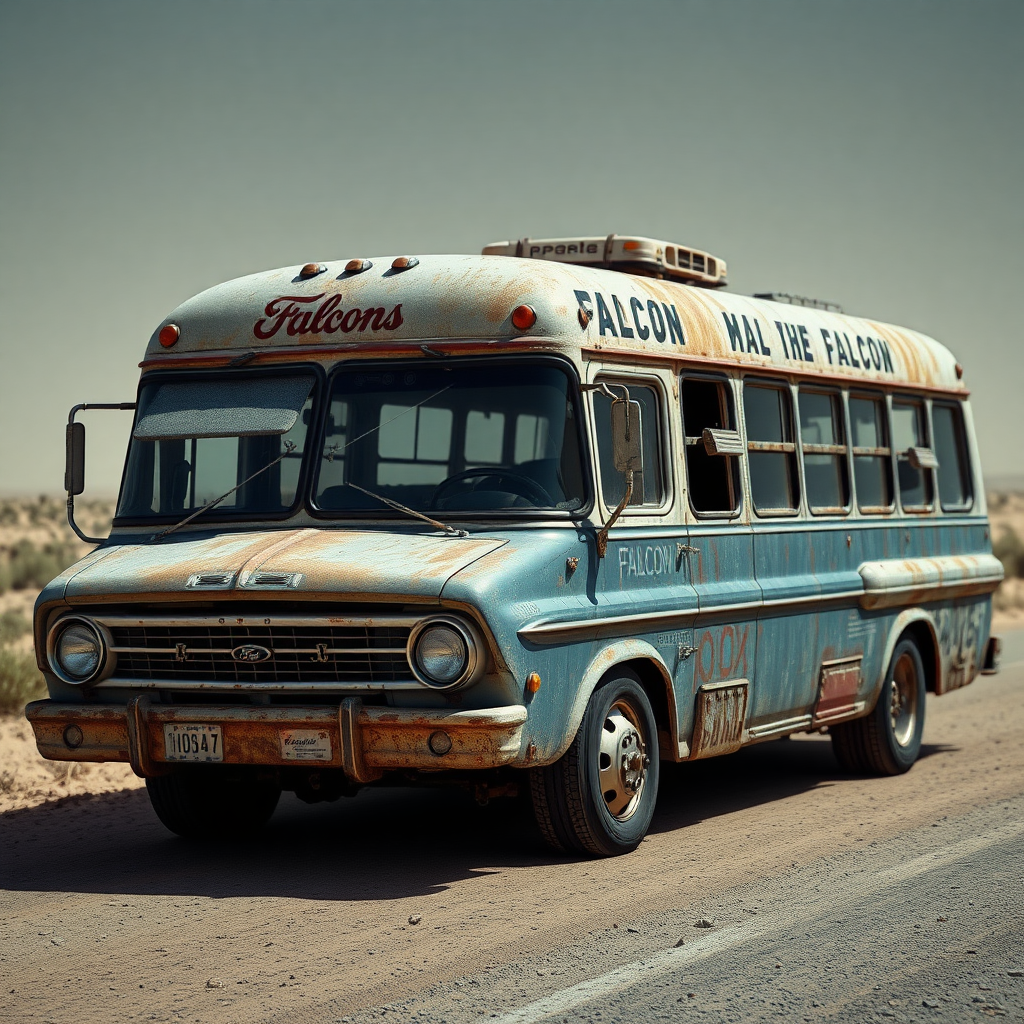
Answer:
xmin=94 ymin=677 xmax=423 ymax=692
xmin=94 ymin=614 xmax=421 ymax=629
xmin=109 ymin=646 xmax=409 ymax=656
xmin=519 ymin=589 xmax=862 ymax=644
xmin=746 ymin=714 xmax=813 ymax=739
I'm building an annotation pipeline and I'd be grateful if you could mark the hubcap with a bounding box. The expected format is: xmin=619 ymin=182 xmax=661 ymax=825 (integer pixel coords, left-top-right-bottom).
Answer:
xmin=889 ymin=652 xmax=919 ymax=747
xmin=597 ymin=699 xmax=649 ymax=820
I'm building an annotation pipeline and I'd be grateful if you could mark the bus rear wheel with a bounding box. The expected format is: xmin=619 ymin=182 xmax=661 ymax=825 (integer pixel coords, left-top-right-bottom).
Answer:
xmin=831 ymin=637 xmax=926 ymax=775
xmin=530 ymin=672 xmax=659 ymax=857
xmin=146 ymin=767 xmax=281 ymax=839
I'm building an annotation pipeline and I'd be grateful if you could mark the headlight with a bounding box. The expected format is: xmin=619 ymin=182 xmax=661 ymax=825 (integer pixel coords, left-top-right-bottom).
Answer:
xmin=408 ymin=616 xmax=484 ymax=690
xmin=48 ymin=617 xmax=108 ymax=684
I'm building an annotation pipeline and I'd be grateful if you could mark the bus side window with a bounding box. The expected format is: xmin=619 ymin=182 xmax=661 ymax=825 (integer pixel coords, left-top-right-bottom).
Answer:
xmin=798 ymin=389 xmax=850 ymax=513
xmin=849 ymin=393 xmax=893 ymax=512
xmin=744 ymin=381 xmax=800 ymax=515
xmin=932 ymin=402 xmax=973 ymax=510
xmin=892 ymin=398 xmax=934 ymax=510
xmin=680 ymin=377 xmax=740 ymax=515
xmin=594 ymin=382 xmax=664 ymax=508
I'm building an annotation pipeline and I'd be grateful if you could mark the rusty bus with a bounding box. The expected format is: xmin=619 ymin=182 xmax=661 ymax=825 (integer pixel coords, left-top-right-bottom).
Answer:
xmin=26 ymin=234 xmax=1003 ymax=856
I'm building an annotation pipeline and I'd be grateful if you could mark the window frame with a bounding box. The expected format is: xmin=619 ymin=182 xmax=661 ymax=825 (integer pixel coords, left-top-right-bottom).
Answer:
xmin=679 ymin=372 xmax=743 ymax=520
xmin=797 ymin=385 xmax=852 ymax=517
xmin=742 ymin=377 xmax=801 ymax=518
xmin=848 ymin=388 xmax=895 ymax=515
xmin=590 ymin=371 xmax=674 ymax=517
xmin=891 ymin=394 xmax=935 ymax=514
xmin=929 ymin=399 xmax=974 ymax=513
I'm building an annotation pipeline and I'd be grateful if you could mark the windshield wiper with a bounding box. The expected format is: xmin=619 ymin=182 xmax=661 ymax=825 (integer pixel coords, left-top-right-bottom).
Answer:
xmin=344 ymin=482 xmax=468 ymax=538
xmin=150 ymin=441 xmax=297 ymax=542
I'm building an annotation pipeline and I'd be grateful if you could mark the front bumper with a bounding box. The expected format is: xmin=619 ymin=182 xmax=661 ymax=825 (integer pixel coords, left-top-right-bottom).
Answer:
xmin=25 ymin=698 xmax=528 ymax=781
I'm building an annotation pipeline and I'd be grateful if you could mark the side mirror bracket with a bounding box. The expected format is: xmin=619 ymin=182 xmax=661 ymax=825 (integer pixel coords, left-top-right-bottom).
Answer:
xmin=582 ymin=383 xmax=644 ymax=558
xmin=66 ymin=403 xmax=136 ymax=545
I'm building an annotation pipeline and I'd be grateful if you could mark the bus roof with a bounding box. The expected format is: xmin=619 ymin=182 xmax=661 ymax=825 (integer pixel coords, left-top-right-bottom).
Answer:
xmin=144 ymin=253 xmax=965 ymax=394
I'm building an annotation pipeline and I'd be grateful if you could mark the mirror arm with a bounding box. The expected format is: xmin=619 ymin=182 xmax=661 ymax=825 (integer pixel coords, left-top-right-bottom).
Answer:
xmin=66 ymin=402 xmax=136 ymax=546
xmin=596 ymin=469 xmax=633 ymax=558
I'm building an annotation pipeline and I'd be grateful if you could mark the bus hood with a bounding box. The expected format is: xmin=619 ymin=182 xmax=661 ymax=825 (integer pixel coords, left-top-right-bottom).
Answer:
xmin=61 ymin=528 xmax=508 ymax=603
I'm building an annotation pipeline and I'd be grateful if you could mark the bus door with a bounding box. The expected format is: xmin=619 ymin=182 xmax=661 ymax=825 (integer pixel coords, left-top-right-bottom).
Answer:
xmin=590 ymin=373 xmax=699 ymax=759
xmin=679 ymin=375 xmax=759 ymax=759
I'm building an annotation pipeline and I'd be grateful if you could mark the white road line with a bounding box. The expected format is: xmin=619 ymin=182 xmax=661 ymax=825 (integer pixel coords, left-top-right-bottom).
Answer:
xmin=491 ymin=819 xmax=1024 ymax=1024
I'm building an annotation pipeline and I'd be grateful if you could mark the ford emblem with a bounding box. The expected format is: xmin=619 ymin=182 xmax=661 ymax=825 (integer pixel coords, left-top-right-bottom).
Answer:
xmin=231 ymin=644 xmax=273 ymax=663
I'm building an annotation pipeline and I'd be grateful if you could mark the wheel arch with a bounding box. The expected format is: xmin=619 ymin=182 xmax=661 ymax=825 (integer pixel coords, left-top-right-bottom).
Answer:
xmin=553 ymin=640 xmax=680 ymax=765
xmin=871 ymin=609 xmax=940 ymax=709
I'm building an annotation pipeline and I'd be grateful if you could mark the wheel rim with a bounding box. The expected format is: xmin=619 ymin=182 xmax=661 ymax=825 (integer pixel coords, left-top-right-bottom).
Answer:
xmin=597 ymin=698 xmax=650 ymax=821
xmin=889 ymin=651 xmax=920 ymax=747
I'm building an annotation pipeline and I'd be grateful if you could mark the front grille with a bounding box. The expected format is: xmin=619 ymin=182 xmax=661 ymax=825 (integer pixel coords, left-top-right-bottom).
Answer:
xmin=103 ymin=616 xmax=415 ymax=686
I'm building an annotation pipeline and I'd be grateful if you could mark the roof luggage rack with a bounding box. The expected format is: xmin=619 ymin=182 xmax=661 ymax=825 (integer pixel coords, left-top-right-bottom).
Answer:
xmin=482 ymin=234 xmax=728 ymax=289
xmin=753 ymin=292 xmax=843 ymax=313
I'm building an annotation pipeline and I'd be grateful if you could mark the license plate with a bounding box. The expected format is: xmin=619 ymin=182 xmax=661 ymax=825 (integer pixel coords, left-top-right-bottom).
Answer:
xmin=163 ymin=723 xmax=223 ymax=762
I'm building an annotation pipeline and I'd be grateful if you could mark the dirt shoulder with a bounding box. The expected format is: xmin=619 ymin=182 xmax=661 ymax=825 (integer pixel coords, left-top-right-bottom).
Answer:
xmin=0 ymin=714 xmax=144 ymax=813
xmin=2 ymin=658 xmax=1022 ymax=1024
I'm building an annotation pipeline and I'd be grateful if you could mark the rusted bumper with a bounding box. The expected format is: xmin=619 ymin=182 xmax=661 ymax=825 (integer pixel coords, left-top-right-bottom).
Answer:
xmin=25 ymin=698 xmax=528 ymax=781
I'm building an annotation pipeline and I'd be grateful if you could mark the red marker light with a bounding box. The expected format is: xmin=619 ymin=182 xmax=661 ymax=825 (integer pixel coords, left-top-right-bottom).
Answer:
xmin=345 ymin=258 xmax=373 ymax=273
xmin=300 ymin=263 xmax=326 ymax=278
xmin=511 ymin=305 xmax=537 ymax=330
xmin=391 ymin=256 xmax=420 ymax=271
xmin=526 ymin=672 xmax=542 ymax=694
xmin=158 ymin=324 xmax=179 ymax=348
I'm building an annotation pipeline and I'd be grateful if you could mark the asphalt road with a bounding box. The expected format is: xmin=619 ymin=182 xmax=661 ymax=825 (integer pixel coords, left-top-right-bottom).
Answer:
xmin=2 ymin=639 xmax=1023 ymax=1024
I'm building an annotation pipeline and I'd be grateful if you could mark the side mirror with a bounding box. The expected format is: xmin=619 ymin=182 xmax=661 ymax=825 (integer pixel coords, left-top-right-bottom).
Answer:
xmin=66 ymin=422 xmax=86 ymax=496
xmin=611 ymin=398 xmax=644 ymax=474
xmin=65 ymin=401 xmax=136 ymax=544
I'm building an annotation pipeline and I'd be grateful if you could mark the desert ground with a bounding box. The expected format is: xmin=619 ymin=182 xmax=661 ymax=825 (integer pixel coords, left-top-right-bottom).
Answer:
xmin=0 ymin=494 xmax=1022 ymax=1022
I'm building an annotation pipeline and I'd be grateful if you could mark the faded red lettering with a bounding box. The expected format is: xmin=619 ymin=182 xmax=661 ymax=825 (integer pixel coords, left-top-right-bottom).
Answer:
xmin=381 ymin=304 xmax=404 ymax=330
xmin=253 ymin=294 xmax=404 ymax=340
xmin=340 ymin=308 xmax=363 ymax=333
xmin=311 ymin=293 xmax=342 ymax=333
xmin=697 ymin=631 xmax=715 ymax=684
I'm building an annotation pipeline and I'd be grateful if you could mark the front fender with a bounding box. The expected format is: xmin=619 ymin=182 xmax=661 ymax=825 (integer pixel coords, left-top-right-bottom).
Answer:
xmin=538 ymin=639 xmax=675 ymax=765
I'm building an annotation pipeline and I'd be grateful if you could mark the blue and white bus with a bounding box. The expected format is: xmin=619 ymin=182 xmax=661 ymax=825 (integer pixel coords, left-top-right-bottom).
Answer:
xmin=28 ymin=234 xmax=1003 ymax=855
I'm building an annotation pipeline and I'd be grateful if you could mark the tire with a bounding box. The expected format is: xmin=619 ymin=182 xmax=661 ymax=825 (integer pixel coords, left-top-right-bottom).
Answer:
xmin=831 ymin=637 xmax=926 ymax=776
xmin=530 ymin=671 xmax=660 ymax=857
xmin=146 ymin=768 xmax=281 ymax=839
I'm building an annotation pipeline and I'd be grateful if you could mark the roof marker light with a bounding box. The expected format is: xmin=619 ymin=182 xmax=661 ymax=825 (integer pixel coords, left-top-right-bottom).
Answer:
xmin=300 ymin=263 xmax=326 ymax=278
xmin=391 ymin=256 xmax=419 ymax=271
xmin=345 ymin=258 xmax=373 ymax=273
xmin=158 ymin=324 xmax=179 ymax=348
xmin=511 ymin=304 xmax=537 ymax=330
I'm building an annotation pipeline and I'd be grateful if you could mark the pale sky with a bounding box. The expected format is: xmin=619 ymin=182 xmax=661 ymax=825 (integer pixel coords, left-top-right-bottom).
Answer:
xmin=1 ymin=0 xmax=1022 ymax=497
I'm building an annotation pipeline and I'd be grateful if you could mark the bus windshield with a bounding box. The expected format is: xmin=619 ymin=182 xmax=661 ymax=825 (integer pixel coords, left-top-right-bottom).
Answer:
xmin=117 ymin=373 xmax=316 ymax=520
xmin=315 ymin=363 xmax=587 ymax=515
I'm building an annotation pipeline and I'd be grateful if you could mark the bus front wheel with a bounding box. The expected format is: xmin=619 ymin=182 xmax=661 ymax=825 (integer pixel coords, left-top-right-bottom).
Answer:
xmin=831 ymin=637 xmax=926 ymax=775
xmin=146 ymin=767 xmax=281 ymax=839
xmin=529 ymin=671 xmax=660 ymax=857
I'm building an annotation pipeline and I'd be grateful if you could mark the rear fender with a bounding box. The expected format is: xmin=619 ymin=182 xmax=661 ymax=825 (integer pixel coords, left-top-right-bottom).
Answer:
xmin=870 ymin=609 xmax=939 ymax=709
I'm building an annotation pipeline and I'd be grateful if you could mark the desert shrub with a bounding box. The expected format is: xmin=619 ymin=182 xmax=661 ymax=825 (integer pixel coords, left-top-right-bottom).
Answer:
xmin=0 ymin=501 xmax=19 ymax=527
xmin=4 ymin=539 xmax=75 ymax=591
xmin=0 ymin=648 xmax=46 ymax=712
xmin=993 ymin=526 xmax=1024 ymax=579
xmin=0 ymin=610 xmax=30 ymax=645
xmin=27 ymin=495 xmax=64 ymax=526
